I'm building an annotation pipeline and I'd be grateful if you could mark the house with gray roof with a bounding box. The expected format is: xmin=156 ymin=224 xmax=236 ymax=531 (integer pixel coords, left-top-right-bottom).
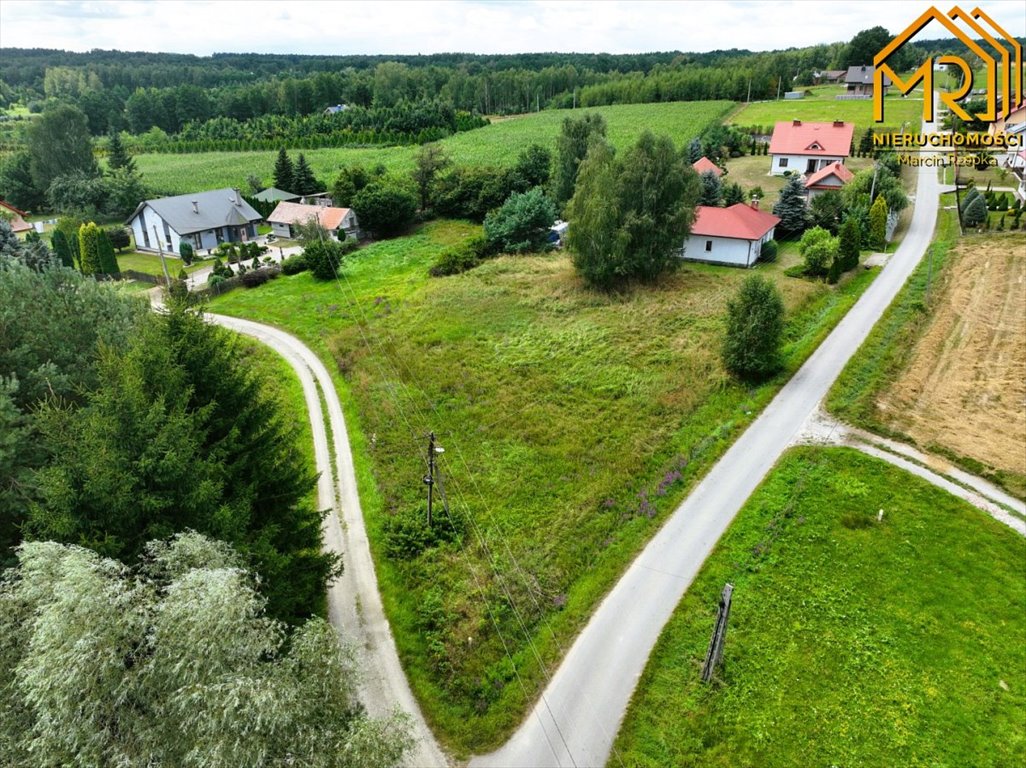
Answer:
xmin=126 ymin=188 xmax=263 ymax=255
xmin=844 ymin=65 xmax=891 ymax=97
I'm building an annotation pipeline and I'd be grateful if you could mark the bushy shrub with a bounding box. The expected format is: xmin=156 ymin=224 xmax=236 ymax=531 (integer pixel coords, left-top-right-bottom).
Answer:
xmin=240 ymin=268 xmax=274 ymax=288
xmin=280 ymin=254 xmax=308 ymax=275
xmin=302 ymin=238 xmax=345 ymax=281
xmin=721 ymin=274 xmax=784 ymax=382
xmin=429 ymin=235 xmax=491 ymax=277
xmin=178 ymin=241 xmax=194 ymax=265
xmin=382 ymin=506 xmax=465 ymax=560
xmin=759 ymin=239 xmax=778 ymax=263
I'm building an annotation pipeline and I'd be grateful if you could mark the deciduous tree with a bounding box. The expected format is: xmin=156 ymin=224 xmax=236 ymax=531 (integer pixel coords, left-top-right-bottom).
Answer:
xmin=411 ymin=143 xmax=450 ymax=210
xmin=552 ymin=112 xmax=607 ymax=206
xmin=27 ymin=104 xmax=98 ymax=195
xmin=566 ymin=130 xmax=700 ymax=289
xmin=0 ymin=534 xmax=413 ymax=768
xmin=721 ymin=274 xmax=784 ymax=382
xmin=352 ymin=179 xmax=417 ymax=237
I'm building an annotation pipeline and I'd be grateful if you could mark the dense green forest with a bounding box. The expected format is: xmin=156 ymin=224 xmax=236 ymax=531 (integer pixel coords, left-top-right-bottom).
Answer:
xmin=0 ymin=31 xmax=1007 ymax=136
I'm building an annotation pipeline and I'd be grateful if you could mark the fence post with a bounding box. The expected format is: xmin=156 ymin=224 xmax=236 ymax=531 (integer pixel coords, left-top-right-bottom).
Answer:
xmin=701 ymin=583 xmax=734 ymax=683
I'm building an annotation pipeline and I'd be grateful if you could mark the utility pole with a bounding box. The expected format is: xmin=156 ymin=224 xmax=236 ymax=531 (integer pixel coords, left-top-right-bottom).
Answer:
xmin=152 ymin=224 xmax=171 ymax=286
xmin=746 ymin=77 xmax=752 ymax=104
xmin=701 ymin=583 xmax=734 ymax=683
xmin=423 ymin=432 xmax=444 ymax=527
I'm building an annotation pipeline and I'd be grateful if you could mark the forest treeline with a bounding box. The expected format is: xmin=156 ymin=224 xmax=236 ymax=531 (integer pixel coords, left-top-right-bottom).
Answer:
xmin=0 ymin=31 xmax=1010 ymax=138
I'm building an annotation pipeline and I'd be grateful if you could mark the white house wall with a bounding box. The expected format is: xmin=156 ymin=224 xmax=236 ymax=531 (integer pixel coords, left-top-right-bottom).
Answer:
xmin=682 ymin=234 xmax=754 ymax=267
xmin=130 ymin=205 xmax=181 ymax=255
xmin=769 ymin=154 xmax=845 ymax=176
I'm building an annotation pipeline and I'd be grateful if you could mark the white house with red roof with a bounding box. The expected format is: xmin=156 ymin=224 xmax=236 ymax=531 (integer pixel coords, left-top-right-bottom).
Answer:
xmin=803 ymin=161 xmax=854 ymax=201
xmin=692 ymin=156 xmax=722 ymax=177
xmin=267 ymin=201 xmax=359 ymax=240
xmin=682 ymin=202 xmax=780 ymax=268
xmin=768 ymin=119 xmax=854 ymax=176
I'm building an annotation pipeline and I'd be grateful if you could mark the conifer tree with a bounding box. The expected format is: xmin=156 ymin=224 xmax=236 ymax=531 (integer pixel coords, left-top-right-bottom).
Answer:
xmin=722 ymin=274 xmax=784 ymax=381
xmin=77 ymin=222 xmax=103 ymax=275
xmin=292 ymin=153 xmax=319 ymax=196
xmin=869 ymin=195 xmax=889 ymax=248
xmin=838 ymin=215 xmax=861 ymax=271
xmin=273 ymin=148 xmax=295 ymax=192
xmin=772 ymin=174 xmax=810 ymax=237
xmin=50 ymin=229 xmax=74 ymax=267
xmin=98 ymin=228 xmax=119 ymax=275
xmin=106 ymin=130 xmax=136 ymax=174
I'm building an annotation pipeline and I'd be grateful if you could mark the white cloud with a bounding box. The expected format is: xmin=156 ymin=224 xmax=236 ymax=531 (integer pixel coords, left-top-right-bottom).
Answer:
xmin=0 ymin=0 xmax=1023 ymax=56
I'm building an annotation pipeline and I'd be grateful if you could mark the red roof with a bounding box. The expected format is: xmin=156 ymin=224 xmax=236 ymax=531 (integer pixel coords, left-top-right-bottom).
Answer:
xmin=769 ymin=120 xmax=854 ymax=158
xmin=692 ymin=156 xmax=722 ymax=177
xmin=267 ymin=201 xmax=353 ymax=231
xmin=690 ymin=203 xmax=780 ymax=241
xmin=0 ymin=199 xmax=32 ymax=232
xmin=804 ymin=161 xmax=854 ymax=189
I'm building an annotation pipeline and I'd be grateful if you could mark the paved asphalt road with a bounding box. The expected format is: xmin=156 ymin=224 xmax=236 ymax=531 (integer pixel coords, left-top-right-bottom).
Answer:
xmin=204 ymin=314 xmax=450 ymax=768
xmin=470 ymin=119 xmax=944 ymax=767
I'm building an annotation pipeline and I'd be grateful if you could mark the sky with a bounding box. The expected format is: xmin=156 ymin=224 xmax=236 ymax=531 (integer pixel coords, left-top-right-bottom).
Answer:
xmin=0 ymin=0 xmax=1024 ymax=57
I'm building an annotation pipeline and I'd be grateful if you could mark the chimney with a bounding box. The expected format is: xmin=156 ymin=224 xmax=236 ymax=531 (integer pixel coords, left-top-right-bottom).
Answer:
xmin=792 ymin=119 xmax=801 ymax=126
xmin=833 ymin=120 xmax=844 ymax=127
xmin=191 ymin=200 xmax=199 ymax=213
xmin=233 ymin=188 xmax=242 ymax=206
xmin=750 ymin=197 xmax=760 ymax=210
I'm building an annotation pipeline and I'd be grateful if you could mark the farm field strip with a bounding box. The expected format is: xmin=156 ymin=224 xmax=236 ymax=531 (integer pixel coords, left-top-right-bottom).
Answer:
xmin=136 ymin=101 xmax=733 ymax=195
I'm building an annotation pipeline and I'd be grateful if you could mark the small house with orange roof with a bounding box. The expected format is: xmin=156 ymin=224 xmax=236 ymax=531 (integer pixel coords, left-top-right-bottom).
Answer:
xmin=682 ymin=201 xmax=780 ymax=268
xmin=267 ymin=201 xmax=359 ymax=240
xmin=803 ymin=161 xmax=854 ymax=201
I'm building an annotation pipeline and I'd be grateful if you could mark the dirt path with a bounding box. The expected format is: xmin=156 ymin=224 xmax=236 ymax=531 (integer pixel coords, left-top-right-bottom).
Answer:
xmin=797 ymin=409 xmax=1025 ymax=536
xmin=876 ymin=235 xmax=1026 ymax=479
xmin=205 ymin=313 xmax=450 ymax=768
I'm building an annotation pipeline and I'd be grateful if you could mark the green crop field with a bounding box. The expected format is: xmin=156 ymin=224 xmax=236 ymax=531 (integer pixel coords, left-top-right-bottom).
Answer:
xmin=207 ymin=219 xmax=879 ymax=754
xmin=136 ymin=101 xmax=734 ymax=195
xmin=613 ymin=446 xmax=1025 ymax=768
xmin=728 ymin=90 xmax=925 ymax=134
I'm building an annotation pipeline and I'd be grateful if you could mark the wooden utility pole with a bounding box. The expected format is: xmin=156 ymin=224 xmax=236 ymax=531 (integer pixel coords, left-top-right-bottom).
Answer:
xmin=424 ymin=432 xmax=437 ymax=527
xmin=701 ymin=583 xmax=734 ymax=683
xmin=152 ymin=225 xmax=172 ymax=286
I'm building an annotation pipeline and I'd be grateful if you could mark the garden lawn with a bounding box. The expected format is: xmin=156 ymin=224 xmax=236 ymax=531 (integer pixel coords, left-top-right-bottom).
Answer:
xmin=137 ymin=101 xmax=734 ymax=195
xmin=116 ymin=250 xmax=209 ymax=278
xmin=208 ymin=219 xmax=878 ymax=755
xmin=613 ymin=446 xmax=1025 ymax=768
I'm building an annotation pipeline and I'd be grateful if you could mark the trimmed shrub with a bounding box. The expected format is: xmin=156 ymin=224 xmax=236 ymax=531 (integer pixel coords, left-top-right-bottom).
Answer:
xmin=281 ymin=254 xmax=308 ymax=275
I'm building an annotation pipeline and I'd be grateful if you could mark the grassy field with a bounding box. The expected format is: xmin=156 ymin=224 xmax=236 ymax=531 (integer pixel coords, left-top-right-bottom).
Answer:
xmin=612 ymin=446 xmax=1026 ymax=768
xmin=728 ymin=89 xmax=924 ymax=135
xmin=827 ymin=205 xmax=1026 ymax=499
xmin=207 ymin=218 xmax=880 ymax=753
xmin=136 ymin=101 xmax=734 ymax=195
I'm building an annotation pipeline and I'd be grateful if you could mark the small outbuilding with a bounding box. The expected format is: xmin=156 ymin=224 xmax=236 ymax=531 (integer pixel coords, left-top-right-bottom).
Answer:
xmin=692 ymin=156 xmax=723 ymax=177
xmin=0 ymin=200 xmax=33 ymax=236
xmin=804 ymin=161 xmax=854 ymax=201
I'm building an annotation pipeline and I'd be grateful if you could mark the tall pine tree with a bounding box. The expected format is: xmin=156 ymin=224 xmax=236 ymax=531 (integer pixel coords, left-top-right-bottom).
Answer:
xmin=772 ymin=174 xmax=810 ymax=238
xmin=50 ymin=229 xmax=75 ymax=268
xmin=106 ymin=130 xmax=136 ymax=174
xmin=292 ymin=154 xmax=319 ymax=196
xmin=273 ymin=148 xmax=295 ymax=193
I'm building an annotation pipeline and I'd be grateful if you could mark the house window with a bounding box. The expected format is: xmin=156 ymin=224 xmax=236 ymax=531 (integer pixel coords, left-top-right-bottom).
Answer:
xmin=705 ymin=240 xmax=713 ymax=252
xmin=779 ymin=158 xmax=788 ymax=168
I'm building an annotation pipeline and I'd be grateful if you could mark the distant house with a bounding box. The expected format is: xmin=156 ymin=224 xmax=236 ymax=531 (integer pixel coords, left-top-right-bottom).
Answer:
xmin=804 ymin=161 xmax=854 ymax=201
xmin=768 ymin=119 xmax=854 ymax=176
xmin=324 ymin=103 xmax=349 ymax=115
xmin=267 ymin=201 xmax=359 ymax=240
xmin=989 ymin=101 xmax=1026 ymax=138
xmin=681 ymin=202 xmax=780 ymax=268
xmin=253 ymin=187 xmax=300 ymax=204
xmin=815 ymin=70 xmax=847 ymax=85
xmin=0 ymin=200 xmax=33 ymax=237
xmin=844 ymin=65 xmax=890 ymax=97
xmin=126 ymin=188 xmax=262 ymax=254
xmin=692 ymin=156 xmax=723 ymax=177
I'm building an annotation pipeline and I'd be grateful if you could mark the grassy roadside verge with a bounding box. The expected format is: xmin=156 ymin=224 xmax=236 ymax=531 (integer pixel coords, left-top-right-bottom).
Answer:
xmin=825 ymin=207 xmax=1025 ymax=499
xmin=207 ymin=222 xmax=881 ymax=754
xmin=612 ymin=446 xmax=1026 ymax=768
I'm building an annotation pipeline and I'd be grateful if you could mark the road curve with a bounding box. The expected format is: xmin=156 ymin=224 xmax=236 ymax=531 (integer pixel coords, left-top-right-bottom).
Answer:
xmin=205 ymin=313 xmax=449 ymax=768
xmin=470 ymin=119 xmax=944 ymax=767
